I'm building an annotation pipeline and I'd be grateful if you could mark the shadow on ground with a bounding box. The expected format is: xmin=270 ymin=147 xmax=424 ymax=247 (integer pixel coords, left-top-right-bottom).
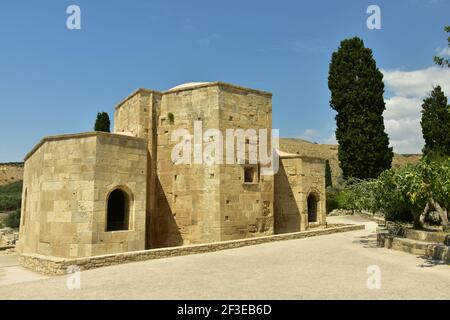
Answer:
xmin=352 ymin=233 xmax=380 ymax=249
xmin=416 ymin=256 xmax=448 ymax=268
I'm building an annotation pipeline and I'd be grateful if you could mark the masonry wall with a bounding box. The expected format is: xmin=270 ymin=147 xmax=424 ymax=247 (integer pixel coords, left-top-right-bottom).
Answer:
xmin=91 ymin=134 xmax=148 ymax=255
xmin=154 ymin=86 xmax=221 ymax=247
xmin=114 ymin=90 xmax=162 ymax=249
xmin=16 ymin=133 xmax=147 ymax=258
xmin=112 ymin=83 xmax=321 ymax=248
xmin=274 ymin=158 xmax=302 ymax=233
xmin=274 ymin=156 xmax=326 ymax=234
xmin=217 ymin=85 xmax=274 ymax=241
xmin=301 ymin=157 xmax=326 ymax=226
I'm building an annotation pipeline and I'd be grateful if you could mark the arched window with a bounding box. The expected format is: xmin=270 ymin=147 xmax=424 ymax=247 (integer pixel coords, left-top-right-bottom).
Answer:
xmin=106 ymin=189 xmax=130 ymax=231
xmin=307 ymin=193 xmax=318 ymax=222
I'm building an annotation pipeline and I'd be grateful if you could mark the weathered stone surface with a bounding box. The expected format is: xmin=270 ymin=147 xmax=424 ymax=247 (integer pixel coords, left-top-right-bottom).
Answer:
xmin=114 ymin=83 xmax=275 ymax=247
xmin=274 ymin=155 xmax=326 ymax=233
xmin=16 ymin=132 xmax=147 ymax=258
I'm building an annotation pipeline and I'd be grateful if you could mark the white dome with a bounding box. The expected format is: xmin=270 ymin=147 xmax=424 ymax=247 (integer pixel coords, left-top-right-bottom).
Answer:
xmin=168 ymin=82 xmax=211 ymax=91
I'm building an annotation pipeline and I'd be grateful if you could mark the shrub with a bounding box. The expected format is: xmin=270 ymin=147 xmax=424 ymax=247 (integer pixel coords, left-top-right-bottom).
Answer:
xmin=0 ymin=195 xmax=21 ymax=211
xmin=326 ymin=187 xmax=345 ymax=213
xmin=4 ymin=209 xmax=20 ymax=228
xmin=0 ymin=180 xmax=23 ymax=212
xmin=0 ymin=180 xmax=23 ymax=194
xmin=325 ymin=160 xmax=333 ymax=188
xmin=332 ymin=178 xmax=378 ymax=212
xmin=372 ymin=168 xmax=414 ymax=223
xmin=332 ymin=159 xmax=450 ymax=228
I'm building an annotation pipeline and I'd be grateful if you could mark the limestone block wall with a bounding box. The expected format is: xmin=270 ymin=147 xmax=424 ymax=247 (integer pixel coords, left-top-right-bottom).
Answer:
xmin=300 ymin=157 xmax=326 ymax=226
xmin=218 ymin=85 xmax=274 ymax=241
xmin=154 ymin=85 xmax=221 ymax=247
xmin=152 ymin=83 xmax=275 ymax=246
xmin=274 ymin=158 xmax=303 ymax=233
xmin=16 ymin=132 xmax=147 ymax=258
xmin=110 ymin=83 xmax=286 ymax=247
xmin=114 ymin=89 xmax=162 ymax=249
xmin=114 ymin=89 xmax=156 ymax=138
xmin=274 ymin=156 xmax=326 ymax=234
xmin=91 ymin=134 xmax=148 ymax=255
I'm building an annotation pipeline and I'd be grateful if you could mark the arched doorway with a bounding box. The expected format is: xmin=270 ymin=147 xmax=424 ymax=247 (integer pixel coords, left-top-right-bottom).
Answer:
xmin=307 ymin=193 xmax=318 ymax=222
xmin=106 ymin=189 xmax=130 ymax=231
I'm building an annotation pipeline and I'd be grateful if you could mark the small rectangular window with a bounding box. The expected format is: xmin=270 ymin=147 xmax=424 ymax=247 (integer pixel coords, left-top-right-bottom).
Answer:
xmin=244 ymin=167 xmax=255 ymax=183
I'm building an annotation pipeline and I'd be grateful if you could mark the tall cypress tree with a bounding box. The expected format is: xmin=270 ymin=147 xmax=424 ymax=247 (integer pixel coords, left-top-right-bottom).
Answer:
xmin=328 ymin=37 xmax=393 ymax=180
xmin=325 ymin=159 xmax=333 ymax=188
xmin=421 ymin=86 xmax=450 ymax=158
xmin=94 ymin=112 xmax=111 ymax=132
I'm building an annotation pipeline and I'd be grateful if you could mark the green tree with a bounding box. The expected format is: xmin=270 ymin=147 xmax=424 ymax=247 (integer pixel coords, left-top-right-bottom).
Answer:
xmin=94 ymin=112 xmax=111 ymax=132
xmin=325 ymin=159 xmax=333 ymax=188
xmin=328 ymin=37 xmax=393 ymax=179
xmin=434 ymin=26 xmax=450 ymax=68
xmin=421 ymin=86 xmax=450 ymax=158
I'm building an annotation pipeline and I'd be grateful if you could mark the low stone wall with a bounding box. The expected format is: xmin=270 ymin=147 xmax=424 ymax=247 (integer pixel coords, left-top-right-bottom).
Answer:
xmin=377 ymin=227 xmax=450 ymax=263
xmin=20 ymin=224 xmax=364 ymax=276
xmin=404 ymin=228 xmax=450 ymax=244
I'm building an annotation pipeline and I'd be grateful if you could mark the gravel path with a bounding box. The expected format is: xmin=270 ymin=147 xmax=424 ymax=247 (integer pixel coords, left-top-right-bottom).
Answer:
xmin=0 ymin=215 xmax=448 ymax=299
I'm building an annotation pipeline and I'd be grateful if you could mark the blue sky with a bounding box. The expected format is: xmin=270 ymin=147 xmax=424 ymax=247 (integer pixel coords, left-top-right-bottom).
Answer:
xmin=1 ymin=0 xmax=449 ymax=161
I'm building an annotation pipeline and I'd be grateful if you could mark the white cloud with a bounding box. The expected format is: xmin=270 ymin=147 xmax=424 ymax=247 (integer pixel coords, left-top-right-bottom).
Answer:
xmin=382 ymin=66 xmax=450 ymax=98
xmin=437 ymin=47 xmax=450 ymax=57
xmin=302 ymin=129 xmax=321 ymax=139
xmin=382 ymin=66 xmax=450 ymax=154
xmin=322 ymin=132 xmax=337 ymax=145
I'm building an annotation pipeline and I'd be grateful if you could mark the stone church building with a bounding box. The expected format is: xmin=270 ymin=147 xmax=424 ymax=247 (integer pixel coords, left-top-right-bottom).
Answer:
xmin=16 ymin=82 xmax=326 ymax=259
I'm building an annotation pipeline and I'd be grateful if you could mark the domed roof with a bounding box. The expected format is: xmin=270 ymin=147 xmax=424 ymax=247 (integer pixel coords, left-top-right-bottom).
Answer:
xmin=168 ymin=82 xmax=211 ymax=91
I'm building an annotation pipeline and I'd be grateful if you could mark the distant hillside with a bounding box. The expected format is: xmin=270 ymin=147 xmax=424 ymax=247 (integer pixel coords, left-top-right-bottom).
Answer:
xmin=0 ymin=163 xmax=24 ymax=186
xmin=279 ymin=138 xmax=421 ymax=186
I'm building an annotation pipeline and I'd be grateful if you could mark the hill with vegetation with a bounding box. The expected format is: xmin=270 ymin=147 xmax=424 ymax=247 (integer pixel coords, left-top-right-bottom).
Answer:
xmin=0 ymin=162 xmax=24 ymax=186
xmin=279 ymin=138 xmax=421 ymax=186
xmin=0 ymin=180 xmax=22 ymax=228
